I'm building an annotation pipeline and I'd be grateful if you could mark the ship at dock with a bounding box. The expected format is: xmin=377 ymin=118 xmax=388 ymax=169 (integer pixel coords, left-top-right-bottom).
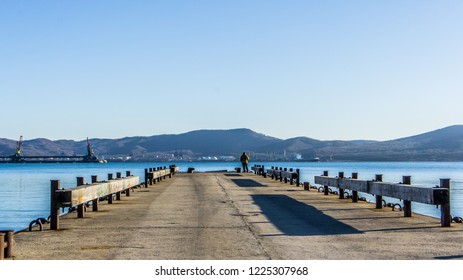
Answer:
xmin=0 ymin=136 xmax=106 ymax=163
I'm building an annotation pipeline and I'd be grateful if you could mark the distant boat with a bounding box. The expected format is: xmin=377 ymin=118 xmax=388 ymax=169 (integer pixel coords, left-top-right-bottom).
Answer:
xmin=295 ymin=157 xmax=320 ymax=162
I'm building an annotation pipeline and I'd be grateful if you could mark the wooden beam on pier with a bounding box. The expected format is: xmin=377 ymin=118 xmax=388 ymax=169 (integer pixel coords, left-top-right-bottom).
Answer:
xmin=55 ymin=176 xmax=140 ymax=208
xmin=314 ymin=176 xmax=449 ymax=206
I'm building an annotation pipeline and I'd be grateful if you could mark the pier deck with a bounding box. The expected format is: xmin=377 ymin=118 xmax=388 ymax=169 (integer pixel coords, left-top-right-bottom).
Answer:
xmin=12 ymin=172 xmax=463 ymax=260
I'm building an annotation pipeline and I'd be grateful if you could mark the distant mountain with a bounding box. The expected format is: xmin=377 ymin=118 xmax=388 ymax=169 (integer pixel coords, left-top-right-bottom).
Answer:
xmin=307 ymin=125 xmax=463 ymax=161
xmin=1 ymin=126 xmax=462 ymax=161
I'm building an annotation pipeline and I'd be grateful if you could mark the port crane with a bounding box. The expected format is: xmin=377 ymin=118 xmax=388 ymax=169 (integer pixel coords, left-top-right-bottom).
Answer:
xmin=12 ymin=135 xmax=24 ymax=160
xmin=0 ymin=136 xmax=102 ymax=163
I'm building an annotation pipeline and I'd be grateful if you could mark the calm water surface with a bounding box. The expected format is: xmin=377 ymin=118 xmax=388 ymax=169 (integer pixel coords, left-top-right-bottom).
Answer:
xmin=1 ymin=162 xmax=462 ymax=231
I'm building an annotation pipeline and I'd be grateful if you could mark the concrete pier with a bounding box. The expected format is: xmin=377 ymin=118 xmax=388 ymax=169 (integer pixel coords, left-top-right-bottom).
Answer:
xmin=12 ymin=172 xmax=463 ymax=260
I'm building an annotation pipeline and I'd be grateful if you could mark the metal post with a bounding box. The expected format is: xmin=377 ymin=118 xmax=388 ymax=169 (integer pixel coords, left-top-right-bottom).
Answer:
xmin=323 ymin=171 xmax=329 ymax=195
xmin=126 ymin=170 xmax=131 ymax=197
xmin=403 ymin=176 xmax=412 ymax=217
xmin=76 ymin=177 xmax=85 ymax=218
xmin=144 ymin=168 xmax=149 ymax=187
xmin=0 ymin=233 xmax=4 ymax=260
xmin=0 ymin=230 xmax=14 ymax=258
xmin=284 ymin=168 xmax=288 ymax=183
xmin=50 ymin=180 xmax=61 ymax=230
xmin=107 ymin=174 xmax=113 ymax=204
xmin=375 ymin=174 xmax=383 ymax=209
xmin=440 ymin=179 xmax=451 ymax=227
xmin=296 ymin=169 xmax=300 ymax=186
xmin=289 ymin=168 xmax=294 ymax=185
xmin=91 ymin=175 xmax=99 ymax=211
xmin=263 ymin=165 xmax=266 ymax=178
xmin=352 ymin=172 xmax=358 ymax=202
xmin=338 ymin=172 xmax=344 ymax=199
xmin=115 ymin=173 xmax=122 ymax=200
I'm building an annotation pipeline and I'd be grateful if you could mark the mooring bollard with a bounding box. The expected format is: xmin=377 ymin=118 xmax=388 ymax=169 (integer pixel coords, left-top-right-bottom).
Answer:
xmin=375 ymin=174 xmax=383 ymax=209
xmin=0 ymin=232 xmax=4 ymax=260
xmin=0 ymin=230 xmax=14 ymax=259
xmin=115 ymin=172 xmax=122 ymax=201
xmin=91 ymin=175 xmax=99 ymax=211
xmin=77 ymin=177 xmax=85 ymax=218
xmin=50 ymin=180 xmax=61 ymax=230
xmin=126 ymin=171 xmax=131 ymax=196
xmin=352 ymin=172 xmax=359 ymax=202
xmin=169 ymin=165 xmax=175 ymax=177
xmin=107 ymin=174 xmax=113 ymax=204
xmin=323 ymin=171 xmax=329 ymax=195
xmin=289 ymin=168 xmax=294 ymax=185
xmin=144 ymin=168 xmax=149 ymax=187
xmin=440 ymin=178 xmax=451 ymax=227
xmin=338 ymin=172 xmax=345 ymax=199
xmin=403 ymin=176 xmax=412 ymax=217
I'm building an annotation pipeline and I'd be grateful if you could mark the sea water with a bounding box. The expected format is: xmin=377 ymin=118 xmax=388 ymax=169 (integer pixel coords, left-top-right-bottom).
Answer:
xmin=0 ymin=161 xmax=462 ymax=232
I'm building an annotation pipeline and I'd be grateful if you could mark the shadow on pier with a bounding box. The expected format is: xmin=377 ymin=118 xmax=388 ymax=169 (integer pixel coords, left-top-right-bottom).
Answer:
xmin=251 ymin=194 xmax=363 ymax=236
xmin=434 ymin=254 xmax=463 ymax=260
xmin=231 ymin=179 xmax=267 ymax=187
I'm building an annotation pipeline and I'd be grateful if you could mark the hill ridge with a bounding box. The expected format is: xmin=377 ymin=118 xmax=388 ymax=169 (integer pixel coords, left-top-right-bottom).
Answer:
xmin=1 ymin=125 xmax=462 ymax=161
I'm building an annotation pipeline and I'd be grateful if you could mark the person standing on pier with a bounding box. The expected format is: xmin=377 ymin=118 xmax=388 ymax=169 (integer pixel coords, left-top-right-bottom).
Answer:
xmin=240 ymin=152 xmax=249 ymax=172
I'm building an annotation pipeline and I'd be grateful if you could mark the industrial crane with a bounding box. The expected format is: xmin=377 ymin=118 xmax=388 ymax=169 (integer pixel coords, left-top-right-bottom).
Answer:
xmin=12 ymin=135 xmax=23 ymax=161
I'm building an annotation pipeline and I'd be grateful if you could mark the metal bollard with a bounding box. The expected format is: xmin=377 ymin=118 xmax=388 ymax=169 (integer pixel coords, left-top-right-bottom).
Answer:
xmin=440 ymin=179 xmax=451 ymax=227
xmin=338 ymin=172 xmax=345 ymax=199
xmin=402 ymin=176 xmax=412 ymax=217
xmin=50 ymin=180 xmax=61 ymax=230
xmin=0 ymin=233 xmax=4 ymax=260
xmin=91 ymin=175 xmax=99 ymax=211
xmin=108 ymin=174 xmax=113 ymax=204
xmin=77 ymin=177 xmax=85 ymax=218
xmin=0 ymin=229 xmax=14 ymax=259
xmin=375 ymin=174 xmax=383 ymax=209
xmin=323 ymin=171 xmax=329 ymax=195
xmin=351 ymin=172 xmax=359 ymax=202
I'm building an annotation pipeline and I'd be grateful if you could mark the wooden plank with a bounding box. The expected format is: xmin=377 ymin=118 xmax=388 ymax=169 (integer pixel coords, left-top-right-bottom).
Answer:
xmin=339 ymin=179 xmax=369 ymax=192
xmin=314 ymin=176 xmax=449 ymax=205
xmin=368 ymin=182 xmax=448 ymax=205
xmin=56 ymin=176 xmax=140 ymax=207
xmin=314 ymin=176 xmax=339 ymax=187
xmin=281 ymin=171 xmax=298 ymax=179
xmin=147 ymin=169 xmax=169 ymax=180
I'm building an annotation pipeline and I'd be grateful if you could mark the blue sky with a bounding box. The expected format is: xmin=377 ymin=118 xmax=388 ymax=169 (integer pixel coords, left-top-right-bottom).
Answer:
xmin=1 ymin=1 xmax=462 ymax=141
